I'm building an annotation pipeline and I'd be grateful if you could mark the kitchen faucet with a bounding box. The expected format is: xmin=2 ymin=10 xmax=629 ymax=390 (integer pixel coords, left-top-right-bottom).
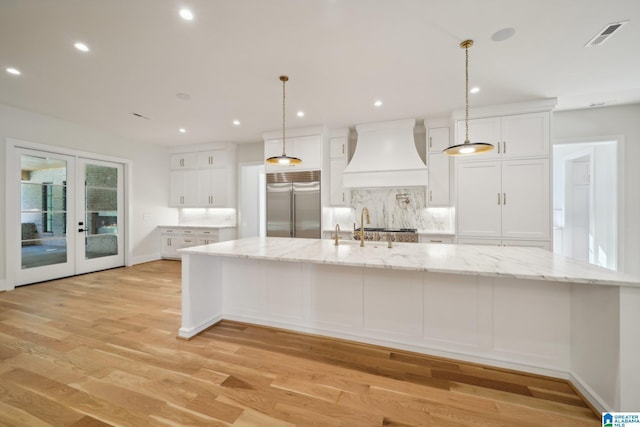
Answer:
xmin=334 ymin=224 xmax=341 ymax=246
xmin=360 ymin=207 xmax=370 ymax=247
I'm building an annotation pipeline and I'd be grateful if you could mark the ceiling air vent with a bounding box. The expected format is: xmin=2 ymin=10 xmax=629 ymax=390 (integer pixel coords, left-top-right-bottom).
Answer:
xmin=585 ymin=20 xmax=629 ymax=47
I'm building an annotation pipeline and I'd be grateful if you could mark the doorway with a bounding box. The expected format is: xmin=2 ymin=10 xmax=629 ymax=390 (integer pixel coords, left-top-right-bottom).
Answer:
xmin=553 ymin=140 xmax=619 ymax=270
xmin=10 ymin=146 xmax=126 ymax=286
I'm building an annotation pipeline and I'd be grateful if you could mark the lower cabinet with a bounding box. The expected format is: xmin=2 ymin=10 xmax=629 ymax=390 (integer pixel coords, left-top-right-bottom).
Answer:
xmin=160 ymin=226 xmax=237 ymax=259
xmin=418 ymin=235 xmax=453 ymax=244
xmin=457 ymin=237 xmax=551 ymax=250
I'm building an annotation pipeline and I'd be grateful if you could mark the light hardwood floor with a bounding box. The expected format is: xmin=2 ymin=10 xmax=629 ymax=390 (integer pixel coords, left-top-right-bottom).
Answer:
xmin=0 ymin=260 xmax=599 ymax=426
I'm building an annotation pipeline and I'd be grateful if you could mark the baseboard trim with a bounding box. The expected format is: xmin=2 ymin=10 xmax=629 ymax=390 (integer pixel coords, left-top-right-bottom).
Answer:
xmin=179 ymin=314 xmax=222 ymax=339
xmin=569 ymin=371 xmax=610 ymax=413
xmin=131 ymin=253 xmax=161 ymax=265
xmin=0 ymin=279 xmax=7 ymax=292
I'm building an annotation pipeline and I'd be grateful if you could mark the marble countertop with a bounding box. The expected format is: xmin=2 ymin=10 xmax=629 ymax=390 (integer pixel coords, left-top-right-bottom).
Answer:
xmin=158 ymin=224 xmax=237 ymax=229
xmin=179 ymin=237 xmax=640 ymax=288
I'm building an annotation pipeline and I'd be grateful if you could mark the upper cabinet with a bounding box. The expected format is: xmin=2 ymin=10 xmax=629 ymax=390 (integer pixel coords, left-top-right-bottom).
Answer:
xmin=455 ymin=112 xmax=550 ymax=161
xmin=263 ymin=127 xmax=326 ymax=172
xmin=427 ymin=127 xmax=450 ymax=153
xmin=170 ymin=152 xmax=198 ymax=169
xmin=169 ymin=144 xmax=236 ymax=208
xmin=426 ymin=126 xmax=452 ymax=206
xmin=328 ymin=130 xmax=349 ymax=206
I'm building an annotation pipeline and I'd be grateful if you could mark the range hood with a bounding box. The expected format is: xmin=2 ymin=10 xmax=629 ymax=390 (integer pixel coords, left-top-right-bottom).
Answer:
xmin=342 ymin=119 xmax=428 ymax=188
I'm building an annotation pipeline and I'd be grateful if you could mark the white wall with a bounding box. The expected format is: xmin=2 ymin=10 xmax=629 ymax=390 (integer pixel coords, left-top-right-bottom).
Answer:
xmin=553 ymin=104 xmax=640 ymax=276
xmin=0 ymin=103 xmax=175 ymax=286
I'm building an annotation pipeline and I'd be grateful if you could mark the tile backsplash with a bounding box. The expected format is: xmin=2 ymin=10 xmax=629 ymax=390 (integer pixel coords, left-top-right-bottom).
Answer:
xmin=324 ymin=187 xmax=454 ymax=232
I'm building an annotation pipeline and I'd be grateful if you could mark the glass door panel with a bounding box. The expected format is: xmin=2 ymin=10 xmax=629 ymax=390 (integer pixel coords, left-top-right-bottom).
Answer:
xmin=17 ymin=152 xmax=75 ymax=284
xmin=76 ymin=159 xmax=124 ymax=274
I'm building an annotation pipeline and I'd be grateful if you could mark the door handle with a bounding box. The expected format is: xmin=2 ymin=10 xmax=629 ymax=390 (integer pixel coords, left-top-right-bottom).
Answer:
xmin=78 ymin=228 xmax=86 ymax=232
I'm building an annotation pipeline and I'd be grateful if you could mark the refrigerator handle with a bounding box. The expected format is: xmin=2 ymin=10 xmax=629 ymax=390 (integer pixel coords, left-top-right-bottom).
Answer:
xmin=291 ymin=192 xmax=296 ymax=237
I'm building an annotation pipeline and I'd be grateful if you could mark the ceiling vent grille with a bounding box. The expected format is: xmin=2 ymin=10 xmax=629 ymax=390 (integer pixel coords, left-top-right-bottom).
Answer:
xmin=585 ymin=20 xmax=629 ymax=47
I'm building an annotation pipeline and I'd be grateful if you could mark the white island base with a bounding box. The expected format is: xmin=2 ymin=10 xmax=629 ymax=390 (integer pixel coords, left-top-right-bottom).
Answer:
xmin=179 ymin=237 xmax=640 ymax=413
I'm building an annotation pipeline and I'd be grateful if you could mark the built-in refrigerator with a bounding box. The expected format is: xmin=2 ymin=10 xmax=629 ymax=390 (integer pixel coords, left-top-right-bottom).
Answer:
xmin=266 ymin=171 xmax=321 ymax=238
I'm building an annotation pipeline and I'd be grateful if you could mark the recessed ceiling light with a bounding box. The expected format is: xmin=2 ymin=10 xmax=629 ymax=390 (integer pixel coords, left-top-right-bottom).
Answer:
xmin=179 ymin=8 xmax=194 ymax=21
xmin=6 ymin=67 xmax=21 ymax=75
xmin=297 ymin=111 xmax=305 ymax=117
xmin=74 ymin=42 xmax=89 ymax=52
xmin=179 ymin=128 xmax=187 ymax=133
xmin=491 ymin=27 xmax=516 ymax=42
xmin=232 ymin=120 xmax=240 ymax=126
xmin=374 ymin=100 xmax=383 ymax=107
xmin=470 ymin=87 xmax=480 ymax=94
xmin=176 ymin=92 xmax=191 ymax=101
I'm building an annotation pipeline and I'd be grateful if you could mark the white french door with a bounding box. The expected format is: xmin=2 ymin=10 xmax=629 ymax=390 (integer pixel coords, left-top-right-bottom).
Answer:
xmin=75 ymin=158 xmax=124 ymax=275
xmin=15 ymin=148 xmax=125 ymax=286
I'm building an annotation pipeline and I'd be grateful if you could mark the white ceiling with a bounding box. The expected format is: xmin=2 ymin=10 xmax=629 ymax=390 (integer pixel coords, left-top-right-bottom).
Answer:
xmin=1 ymin=0 xmax=639 ymax=146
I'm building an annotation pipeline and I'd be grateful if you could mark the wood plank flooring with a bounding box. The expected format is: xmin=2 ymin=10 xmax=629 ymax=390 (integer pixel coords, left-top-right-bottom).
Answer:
xmin=0 ymin=260 xmax=599 ymax=426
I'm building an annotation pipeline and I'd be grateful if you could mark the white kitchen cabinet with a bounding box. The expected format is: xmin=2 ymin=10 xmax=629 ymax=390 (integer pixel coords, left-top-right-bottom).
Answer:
xmin=169 ymin=144 xmax=235 ymax=208
xmin=457 ymin=159 xmax=550 ymax=241
xmin=456 ymin=237 xmax=551 ymax=250
xmin=330 ymin=136 xmax=347 ymax=158
xmin=161 ymin=230 xmax=181 ymax=258
xmin=427 ymin=152 xmax=450 ymax=206
xmin=197 ymin=168 xmax=227 ymax=207
xmin=456 ymin=112 xmax=549 ymax=161
xmin=329 ymin=158 xmax=347 ymax=205
xmin=427 ymin=127 xmax=450 ymax=153
xmin=159 ymin=226 xmax=237 ymax=259
xmin=264 ymin=134 xmax=323 ymax=172
xmin=418 ymin=235 xmax=453 ymax=244
xmin=197 ymin=150 xmax=227 ymax=169
xmin=328 ymin=131 xmax=349 ymax=206
xmin=169 ymin=170 xmax=198 ymax=206
xmin=457 ymin=161 xmax=502 ymax=237
xmin=501 ymin=159 xmax=550 ymax=240
xmin=170 ymin=152 xmax=198 ymax=169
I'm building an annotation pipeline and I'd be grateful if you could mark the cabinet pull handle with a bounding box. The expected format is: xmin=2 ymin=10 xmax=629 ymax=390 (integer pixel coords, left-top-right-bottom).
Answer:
xmin=342 ymin=192 xmax=345 ymax=203
xmin=342 ymin=144 xmax=345 ymax=154
xmin=503 ymin=141 xmax=506 ymax=154
xmin=429 ymin=136 xmax=432 ymax=148
xmin=503 ymin=193 xmax=506 ymax=205
xmin=430 ymin=240 xmax=443 ymax=243
xmin=497 ymin=193 xmax=501 ymax=205
xmin=497 ymin=143 xmax=501 ymax=154
xmin=429 ymin=190 xmax=433 ymax=202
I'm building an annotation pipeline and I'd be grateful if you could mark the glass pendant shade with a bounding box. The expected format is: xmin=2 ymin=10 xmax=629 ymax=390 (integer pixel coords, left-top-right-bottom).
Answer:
xmin=266 ymin=75 xmax=302 ymax=165
xmin=443 ymin=40 xmax=494 ymax=156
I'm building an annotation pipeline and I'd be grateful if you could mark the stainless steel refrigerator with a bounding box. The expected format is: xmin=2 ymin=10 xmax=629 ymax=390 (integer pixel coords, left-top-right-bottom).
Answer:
xmin=266 ymin=171 xmax=321 ymax=238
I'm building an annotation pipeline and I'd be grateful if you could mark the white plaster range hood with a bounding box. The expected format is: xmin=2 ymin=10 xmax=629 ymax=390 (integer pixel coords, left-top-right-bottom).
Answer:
xmin=342 ymin=118 xmax=428 ymax=188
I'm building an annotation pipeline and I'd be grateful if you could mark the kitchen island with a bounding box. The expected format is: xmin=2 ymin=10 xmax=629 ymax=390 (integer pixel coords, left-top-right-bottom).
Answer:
xmin=179 ymin=237 xmax=640 ymax=412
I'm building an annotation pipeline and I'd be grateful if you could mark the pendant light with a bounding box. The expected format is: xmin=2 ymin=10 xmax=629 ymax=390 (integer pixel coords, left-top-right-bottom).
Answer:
xmin=266 ymin=75 xmax=302 ymax=165
xmin=443 ymin=40 xmax=494 ymax=156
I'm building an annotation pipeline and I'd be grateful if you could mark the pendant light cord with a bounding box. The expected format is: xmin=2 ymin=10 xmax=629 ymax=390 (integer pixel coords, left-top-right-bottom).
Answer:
xmin=282 ymin=77 xmax=287 ymax=156
xmin=465 ymin=44 xmax=469 ymax=143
